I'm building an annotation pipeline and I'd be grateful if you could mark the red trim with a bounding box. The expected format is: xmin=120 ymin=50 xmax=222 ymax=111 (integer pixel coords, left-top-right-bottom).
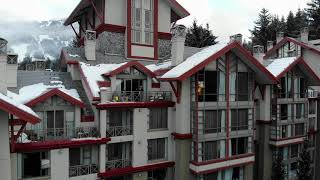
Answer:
xmin=66 ymin=60 xmax=79 ymax=65
xmin=127 ymin=0 xmax=132 ymax=58
xmin=97 ymin=81 xmax=111 ymax=88
xmin=190 ymin=153 xmax=255 ymax=166
xmin=0 ymin=99 xmax=40 ymax=125
xmin=131 ymin=43 xmax=154 ymax=47
xmin=154 ymin=0 xmax=159 ymax=60
xmin=95 ymin=23 xmax=126 ymax=34
xmin=9 ymin=119 xmax=27 ymax=126
xmin=160 ymin=42 xmax=278 ymax=84
xmin=25 ymin=88 xmax=85 ymax=108
xmin=13 ymin=138 xmax=110 ymax=153
xmin=98 ymin=161 xmax=175 ymax=178
xmin=169 ymin=0 xmax=190 ymax=16
xmin=81 ymin=115 xmax=95 ymax=122
xmin=158 ymin=32 xmax=172 ymax=40
xmin=168 ymin=81 xmax=181 ymax=103
xmin=190 ymin=161 xmax=254 ymax=175
xmin=96 ymin=101 xmax=175 ymax=109
xmin=264 ymin=37 xmax=320 ymax=59
xmin=171 ymin=132 xmax=192 ymax=140
xmin=154 ymin=69 xmax=170 ymax=76
xmin=276 ymin=57 xmax=301 ymax=79
xmin=104 ymin=61 xmax=156 ymax=77
xmin=151 ymin=83 xmax=161 ymax=88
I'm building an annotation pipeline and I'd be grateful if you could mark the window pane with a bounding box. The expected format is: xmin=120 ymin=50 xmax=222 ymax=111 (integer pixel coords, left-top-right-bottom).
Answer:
xmin=237 ymin=72 xmax=248 ymax=101
xmin=47 ymin=111 xmax=54 ymax=129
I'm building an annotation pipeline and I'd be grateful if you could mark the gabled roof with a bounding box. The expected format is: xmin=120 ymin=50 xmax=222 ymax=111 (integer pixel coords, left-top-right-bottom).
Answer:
xmin=25 ymin=88 xmax=85 ymax=108
xmin=264 ymin=37 xmax=320 ymax=59
xmin=266 ymin=57 xmax=320 ymax=85
xmin=103 ymin=61 xmax=156 ymax=77
xmin=0 ymin=93 xmax=40 ymax=124
xmin=160 ymin=42 xmax=278 ymax=84
xmin=64 ymin=0 xmax=189 ymax=26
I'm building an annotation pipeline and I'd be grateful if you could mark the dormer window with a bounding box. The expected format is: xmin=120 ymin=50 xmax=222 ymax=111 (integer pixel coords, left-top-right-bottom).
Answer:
xmin=132 ymin=0 xmax=154 ymax=45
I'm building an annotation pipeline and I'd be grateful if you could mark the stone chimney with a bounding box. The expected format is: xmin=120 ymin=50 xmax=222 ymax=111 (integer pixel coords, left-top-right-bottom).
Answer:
xmin=267 ymin=41 xmax=273 ymax=51
xmin=0 ymin=38 xmax=8 ymax=94
xmin=300 ymin=27 xmax=309 ymax=43
xmin=6 ymin=54 xmax=18 ymax=88
xmin=171 ymin=25 xmax=187 ymax=67
xmin=230 ymin=34 xmax=243 ymax=44
xmin=84 ymin=30 xmax=96 ymax=61
xmin=253 ymin=45 xmax=264 ymax=64
xmin=276 ymin=32 xmax=284 ymax=43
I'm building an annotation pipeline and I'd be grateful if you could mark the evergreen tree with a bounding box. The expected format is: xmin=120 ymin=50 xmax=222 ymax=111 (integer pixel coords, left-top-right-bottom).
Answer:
xmin=69 ymin=36 xmax=80 ymax=48
xmin=250 ymin=8 xmax=271 ymax=51
xmin=286 ymin=11 xmax=298 ymax=37
xmin=306 ymin=0 xmax=320 ymax=39
xmin=296 ymin=141 xmax=312 ymax=180
xmin=269 ymin=15 xmax=286 ymax=41
xmin=18 ymin=55 xmax=32 ymax=70
xmin=272 ymin=155 xmax=286 ymax=180
xmin=185 ymin=19 xmax=218 ymax=48
xmin=295 ymin=8 xmax=308 ymax=30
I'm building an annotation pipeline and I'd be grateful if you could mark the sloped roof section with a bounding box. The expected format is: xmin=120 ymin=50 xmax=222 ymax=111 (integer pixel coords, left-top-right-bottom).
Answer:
xmin=160 ymin=42 xmax=278 ymax=84
xmin=104 ymin=61 xmax=156 ymax=77
xmin=0 ymin=93 xmax=40 ymax=124
xmin=266 ymin=56 xmax=299 ymax=78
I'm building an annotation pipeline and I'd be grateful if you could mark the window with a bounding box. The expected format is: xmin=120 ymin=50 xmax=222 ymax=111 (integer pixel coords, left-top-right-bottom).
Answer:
xmin=231 ymin=137 xmax=248 ymax=156
xmin=204 ymin=110 xmax=225 ymax=134
xmin=109 ymin=110 xmax=133 ymax=127
xmin=231 ymin=109 xmax=249 ymax=131
xmin=281 ymin=125 xmax=288 ymax=138
xmin=69 ymin=146 xmax=93 ymax=166
xmin=237 ymin=72 xmax=249 ymax=101
xmin=230 ymin=57 xmax=250 ymax=102
xmin=204 ymin=172 xmax=218 ymax=180
xmin=309 ymin=100 xmax=316 ymax=114
xmin=280 ymin=74 xmax=292 ymax=98
xmin=149 ymin=108 xmax=168 ymax=129
xmin=202 ymin=141 xmax=223 ymax=160
xmin=132 ymin=0 xmax=154 ymax=45
xmin=22 ymin=152 xmax=49 ymax=178
xmin=198 ymin=70 xmax=218 ymax=102
xmin=290 ymin=144 xmax=299 ymax=158
xmin=148 ymin=138 xmax=166 ymax=160
xmin=147 ymin=169 xmax=166 ymax=180
xmin=296 ymin=104 xmax=305 ymax=119
xmin=280 ymin=104 xmax=288 ymax=120
xmin=295 ymin=123 xmax=304 ymax=136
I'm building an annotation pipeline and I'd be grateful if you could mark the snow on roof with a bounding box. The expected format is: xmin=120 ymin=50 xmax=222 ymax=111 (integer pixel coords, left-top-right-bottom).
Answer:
xmin=146 ymin=61 xmax=172 ymax=72
xmin=7 ymin=83 xmax=81 ymax=104
xmin=0 ymin=93 xmax=39 ymax=118
xmin=266 ymin=56 xmax=298 ymax=77
xmin=161 ymin=42 xmax=228 ymax=79
xmin=80 ymin=62 xmax=126 ymax=97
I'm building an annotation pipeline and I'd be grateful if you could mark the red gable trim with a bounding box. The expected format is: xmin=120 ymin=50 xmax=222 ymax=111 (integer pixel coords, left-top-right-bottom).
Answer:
xmin=98 ymin=161 xmax=175 ymax=178
xmin=169 ymin=0 xmax=190 ymax=16
xmin=13 ymin=138 xmax=110 ymax=153
xmin=0 ymin=100 xmax=40 ymax=125
xmin=264 ymin=37 xmax=320 ymax=59
xmin=104 ymin=61 xmax=156 ymax=77
xmin=171 ymin=133 xmax=192 ymax=140
xmin=66 ymin=60 xmax=79 ymax=65
xmin=158 ymin=32 xmax=172 ymax=40
xmin=97 ymin=81 xmax=111 ymax=88
xmin=160 ymin=42 xmax=278 ymax=84
xmin=96 ymin=101 xmax=175 ymax=109
xmin=25 ymin=88 xmax=85 ymax=108
xmin=275 ymin=57 xmax=302 ymax=79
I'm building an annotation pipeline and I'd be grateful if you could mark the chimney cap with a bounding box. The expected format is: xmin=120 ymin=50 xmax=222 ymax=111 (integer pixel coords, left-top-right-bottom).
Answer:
xmin=171 ymin=24 xmax=187 ymax=38
xmin=276 ymin=32 xmax=284 ymax=37
xmin=230 ymin=34 xmax=243 ymax=43
xmin=253 ymin=45 xmax=264 ymax=54
xmin=0 ymin=38 xmax=8 ymax=55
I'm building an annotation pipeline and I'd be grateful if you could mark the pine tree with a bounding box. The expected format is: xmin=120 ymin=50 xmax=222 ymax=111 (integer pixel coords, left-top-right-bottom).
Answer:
xmin=306 ymin=0 xmax=320 ymax=39
xmin=272 ymin=155 xmax=286 ymax=180
xmin=286 ymin=11 xmax=298 ymax=37
xmin=296 ymin=141 xmax=312 ymax=180
xmin=185 ymin=19 xmax=218 ymax=48
xmin=18 ymin=55 xmax=32 ymax=70
xmin=250 ymin=8 xmax=271 ymax=51
xmin=269 ymin=15 xmax=286 ymax=41
xmin=295 ymin=8 xmax=308 ymax=30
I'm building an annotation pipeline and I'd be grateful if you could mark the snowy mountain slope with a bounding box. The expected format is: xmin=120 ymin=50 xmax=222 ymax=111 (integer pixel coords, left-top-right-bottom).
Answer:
xmin=0 ymin=19 xmax=75 ymax=62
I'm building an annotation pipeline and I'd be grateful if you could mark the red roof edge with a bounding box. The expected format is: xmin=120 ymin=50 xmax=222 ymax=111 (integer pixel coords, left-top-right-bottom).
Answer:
xmin=170 ymin=0 xmax=190 ymax=16
xmin=96 ymin=101 xmax=175 ymax=109
xmin=0 ymin=99 xmax=40 ymax=125
xmin=98 ymin=161 xmax=175 ymax=178
xmin=276 ymin=57 xmax=302 ymax=79
xmin=104 ymin=61 xmax=156 ymax=78
xmin=25 ymin=88 xmax=85 ymax=108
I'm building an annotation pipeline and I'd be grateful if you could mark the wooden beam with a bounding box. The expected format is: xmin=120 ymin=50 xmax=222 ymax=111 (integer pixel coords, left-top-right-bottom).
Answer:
xmin=169 ymin=81 xmax=181 ymax=103
xmin=88 ymin=0 xmax=104 ymax=23
xmin=71 ymin=23 xmax=80 ymax=38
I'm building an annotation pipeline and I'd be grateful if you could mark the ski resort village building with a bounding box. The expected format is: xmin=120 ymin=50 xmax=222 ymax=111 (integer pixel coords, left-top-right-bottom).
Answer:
xmin=0 ymin=1 xmax=320 ymax=180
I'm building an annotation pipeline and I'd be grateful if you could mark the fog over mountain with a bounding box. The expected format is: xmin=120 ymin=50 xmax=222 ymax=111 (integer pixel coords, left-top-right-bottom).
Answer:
xmin=0 ymin=19 xmax=75 ymax=62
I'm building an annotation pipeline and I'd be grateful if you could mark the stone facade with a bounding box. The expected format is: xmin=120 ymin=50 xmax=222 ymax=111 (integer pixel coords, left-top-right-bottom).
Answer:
xmin=158 ymin=39 xmax=171 ymax=60
xmin=97 ymin=31 xmax=125 ymax=56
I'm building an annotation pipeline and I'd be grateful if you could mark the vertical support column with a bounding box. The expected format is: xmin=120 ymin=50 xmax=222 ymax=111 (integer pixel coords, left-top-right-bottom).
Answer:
xmin=226 ymin=52 xmax=230 ymax=158
xmin=50 ymin=149 xmax=69 ymax=180
xmin=174 ymin=79 xmax=192 ymax=179
xmin=0 ymin=111 xmax=11 ymax=180
xmin=99 ymin=109 xmax=107 ymax=172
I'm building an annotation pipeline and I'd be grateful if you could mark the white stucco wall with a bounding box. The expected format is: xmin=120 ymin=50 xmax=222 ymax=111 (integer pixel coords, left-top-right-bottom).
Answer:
xmin=50 ymin=149 xmax=69 ymax=180
xmin=302 ymin=49 xmax=320 ymax=77
xmin=0 ymin=111 xmax=11 ymax=180
xmin=158 ymin=0 xmax=171 ymax=33
xmin=105 ymin=0 xmax=127 ymax=26
xmin=131 ymin=45 xmax=155 ymax=58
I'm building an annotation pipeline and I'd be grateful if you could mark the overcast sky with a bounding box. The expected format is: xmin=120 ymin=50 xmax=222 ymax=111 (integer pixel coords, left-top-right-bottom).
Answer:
xmin=0 ymin=0 xmax=310 ymax=41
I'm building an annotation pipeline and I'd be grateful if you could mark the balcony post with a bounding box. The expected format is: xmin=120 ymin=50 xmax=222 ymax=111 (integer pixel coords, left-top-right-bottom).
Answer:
xmin=99 ymin=108 xmax=107 ymax=172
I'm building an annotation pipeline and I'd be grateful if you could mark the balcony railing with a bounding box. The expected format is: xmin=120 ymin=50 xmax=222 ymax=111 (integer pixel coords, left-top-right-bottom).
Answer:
xmin=69 ymin=164 xmax=98 ymax=177
xmin=105 ymin=159 xmax=132 ymax=170
xmin=106 ymin=126 xmax=133 ymax=137
xmin=112 ymin=91 xmax=172 ymax=102
xmin=19 ymin=126 xmax=99 ymax=142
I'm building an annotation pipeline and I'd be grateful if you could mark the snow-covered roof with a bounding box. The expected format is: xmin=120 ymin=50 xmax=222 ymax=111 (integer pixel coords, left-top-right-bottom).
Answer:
xmin=146 ymin=61 xmax=172 ymax=72
xmin=161 ymin=42 xmax=228 ymax=79
xmin=265 ymin=57 xmax=298 ymax=77
xmin=0 ymin=93 xmax=39 ymax=121
xmin=7 ymin=83 xmax=81 ymax=104
xmin=80 ymin=62 xmax=126 ymax=98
